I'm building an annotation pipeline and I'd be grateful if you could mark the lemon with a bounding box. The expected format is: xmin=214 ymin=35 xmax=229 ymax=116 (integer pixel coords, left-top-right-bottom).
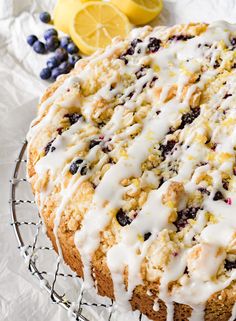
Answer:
xmin=70 ymin=2 xmax=131 ymax=55
xmin=111 ymin=0 xmax=163 ymax=25
xmin=53 ymin=0 xmax=82 ymax=34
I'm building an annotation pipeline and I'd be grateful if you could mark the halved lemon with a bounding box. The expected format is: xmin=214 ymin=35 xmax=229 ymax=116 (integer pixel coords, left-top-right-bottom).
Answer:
xmin=70 ymin=1 xmax=131 ymax=55
xmin=111 ymin=0 xmax=163 ymax=25
xmin=53 ymin=0 xmax=82 ymax=34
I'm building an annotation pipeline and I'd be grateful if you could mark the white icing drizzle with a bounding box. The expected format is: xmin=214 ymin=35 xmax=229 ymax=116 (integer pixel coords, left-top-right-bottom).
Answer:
xmin=27 ymin=21 xmax=236 ymax=321
xmin=153 ymin=298 xmax=160 ymax=312
xmin=188 ymin=305 xmax=205 ymax=321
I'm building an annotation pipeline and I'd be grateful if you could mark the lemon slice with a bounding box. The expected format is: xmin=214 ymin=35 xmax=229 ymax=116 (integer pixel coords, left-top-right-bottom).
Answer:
xmin=70 ymin=2 xmax=131 ymax=55
xmin=111 ymin=0 xmax=163 ymax=25
xmin=54 ymin=0 xmax=82 ymax=34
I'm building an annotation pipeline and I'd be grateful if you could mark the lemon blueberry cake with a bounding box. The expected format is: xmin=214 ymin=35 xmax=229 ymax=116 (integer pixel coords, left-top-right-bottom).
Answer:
xmin=27 ymin=21 xmax=236 ymax=320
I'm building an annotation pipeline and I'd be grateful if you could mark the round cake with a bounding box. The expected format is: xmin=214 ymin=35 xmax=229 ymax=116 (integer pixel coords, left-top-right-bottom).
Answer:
xmin=27 ymin=21 xmax=236 ymax=320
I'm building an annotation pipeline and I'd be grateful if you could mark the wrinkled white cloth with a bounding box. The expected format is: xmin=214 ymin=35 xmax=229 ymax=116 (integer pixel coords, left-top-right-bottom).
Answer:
xmin=1 ymin=1 xmax=236 ymax=321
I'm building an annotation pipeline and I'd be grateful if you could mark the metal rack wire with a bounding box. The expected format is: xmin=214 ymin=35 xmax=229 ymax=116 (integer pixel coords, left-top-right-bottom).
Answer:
xmin=9 ymin=141 xmax=144 ymax=321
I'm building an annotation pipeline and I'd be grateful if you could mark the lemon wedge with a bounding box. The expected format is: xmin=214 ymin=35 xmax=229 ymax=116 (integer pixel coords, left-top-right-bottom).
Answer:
xmin=111 ymin=0 xmax=163 ymax=25
xmin=70 ymin=2 xmax=131 ymax=55
xmin=54 ymin=0 xmax=82 ymax=34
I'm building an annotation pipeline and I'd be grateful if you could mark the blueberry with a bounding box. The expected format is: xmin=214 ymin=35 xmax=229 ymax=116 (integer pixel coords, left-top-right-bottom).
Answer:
xmin=231 ymin=38 xmax=236 ymax=47
xmin=213 ymin=191 xmax=224 ymax=201
xmin=147 ymin=37 xmax=161 ymax=53
xmin=55 ymin=48 xmax=68 ymax=62
xmin=222 ymin=179 xmax=229 ymax=190
xmin=127 ymin=91 xmax=134 ymax=99
xmin=119 ymin=55 xmax=128 ymax=65
xmin=213 ymin=61 xmax=220 ymax=69
xmin=89 ymin=139 xmax=101 ymax=149
xmin=59 ymin=61 xmax=72 ymax=74
xmin=45 ymin=138 xmax=56 ymax=155
xmin=68 ymin=54 xmax=81 ymax=67
xmin=159 ymin=140 xmax=176 ymax=159
xmin=47 ymin=56 xmax=60 ymax=69
xmin=135 ymin=66 xmax=146 ymax=79
xmin=175 ymin=207 xmax=199 ymax=231
xmin=169 ymin=35 xmax=194 ymax=41
xmin=60 ymin=36 xmax=72 ymax=49
xmin=102 ymin=144 xmax=111 ymax=153
xmin=158 ymin=177 xmax=165 ymax=188
xmin=144 ymin=232 xmax=152 ymax=241
xmin=64 ymin=113 xmax=82 ymax=125
xmin=179 ymin=108 xmax=200 ymax=129
xmin=80 ymin=165 xmax=88 ymax=176
xmin=118 ymin=45 xmax=136 ymax=64
xmin=33 ymin=41 xmax=46 ymax=54
xmin=116 ymin=209 xmax=132 ymax=227
xmin=51 ymin=67 xmax=63 ymax=80
xmin=46 ymin=36 xmax=60 ymax=52
xmin=44 ymin=28 xmax=58 ymax=41
xmin=67 ymin=43 xmax=79 ymax=54
xmin=40 ymin=12 xmax=51 ymax=24
xmin=57 ymin=127 xmax=63 ymax=135
xmin=198 ymin=187 xmax=210 ymax=196
xmin=40 ymin=68 xmax=51 ymax=80
xmin=125 ymin=47 xmax=135 ymax=56
xmin=150 ymin=76 xmax=158 ymax=88
xmin=223 ymin=93 xmax=232 ymax=99
xmin=69 ymin=159 xmax=83 ymax=175
xmin=224 ymin=259 xmax=236 ymax=271
xmin=27 ymin=34 xmax=38 ymax=46
xmin=131 ymin=38 xmax=142 ymax=48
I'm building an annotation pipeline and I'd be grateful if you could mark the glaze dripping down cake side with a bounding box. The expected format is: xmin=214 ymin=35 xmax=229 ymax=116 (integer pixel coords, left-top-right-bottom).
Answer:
xmin=27 ymin=21 xmax=236 ymax=321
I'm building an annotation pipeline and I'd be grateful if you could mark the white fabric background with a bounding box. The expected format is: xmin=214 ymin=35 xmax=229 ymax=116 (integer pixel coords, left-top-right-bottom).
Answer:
xmin=1 ymin=1 xmax=236 ymax=320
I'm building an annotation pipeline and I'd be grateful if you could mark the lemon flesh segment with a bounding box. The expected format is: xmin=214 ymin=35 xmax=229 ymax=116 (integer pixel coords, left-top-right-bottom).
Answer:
xmin=70 ymin=2 xmax=131 ymax=55
xmin=53 ymin=0 xmax=82 ymax=34
xmin=111 ymin=0 xmax=163 ymax=25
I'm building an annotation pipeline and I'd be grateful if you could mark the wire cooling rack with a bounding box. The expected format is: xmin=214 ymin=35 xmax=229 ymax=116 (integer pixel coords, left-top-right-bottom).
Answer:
xmin=9 ymin=141 xmax=145 ymax=321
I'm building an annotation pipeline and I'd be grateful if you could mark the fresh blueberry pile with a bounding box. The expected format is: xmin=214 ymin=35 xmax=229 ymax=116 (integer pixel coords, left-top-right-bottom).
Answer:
xmin=27 ymin=11 xmax=81 ymax=81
